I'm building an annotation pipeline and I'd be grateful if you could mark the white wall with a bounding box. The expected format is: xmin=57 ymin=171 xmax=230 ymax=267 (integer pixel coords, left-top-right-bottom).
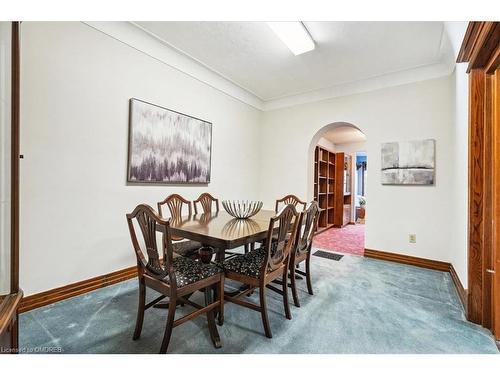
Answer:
xmin=260 ymin=77 xmax=460 ymax=274
xmin=317 ymin=137 xmax=336 ymax=152
xmin=20 ymin=22 xmax=262 ymax=295
xmin=449 ymin=64 xmax=468 ymax=287
xmin=0 ymin=22 xmax=12 ymax=295
xmin=445 ymin=22 xmax=469 ymax=287
xmin=335 ymin=141 xmax=367 ymax=154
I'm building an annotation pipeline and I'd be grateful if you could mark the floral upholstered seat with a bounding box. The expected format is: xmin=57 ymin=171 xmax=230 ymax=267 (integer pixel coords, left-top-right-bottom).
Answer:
xmin=223 ymin=248 xmax=267 ymax=278
xmin=223 ymin=241 xmax=281 ymax=278
xmin=165 ymin=257 xmax=222 ymax=287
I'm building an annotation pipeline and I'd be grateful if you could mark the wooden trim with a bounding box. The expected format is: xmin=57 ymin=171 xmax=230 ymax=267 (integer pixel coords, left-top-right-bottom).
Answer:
xmin=0 ymin=292 xmax=22 ymax=336
xmin=19 ymin=266 xmax=137 ymax=313
xmin=468 ymin=69 xmax=487 ymax=324
xmin=458 ymin=21 xmax=500 ymax=338
xmin=457 ymin=22 xmax=482 ymax=63
xmin=457 ymin=22 xmax=500 ymax=72
xmin=492 ymin=65 xmax=500 ymax=340
xmin=364 ymin=249 xmax=467 ymax=311
xmin=10 ymin=21 xmax=20 ymax=294
xmin=485 ymin=46 xmax=500 ymax=74
xmin=364 ymin=249 xmax=450 ymax=272
xmin=450 ymin=264 xmax=468 ymax=314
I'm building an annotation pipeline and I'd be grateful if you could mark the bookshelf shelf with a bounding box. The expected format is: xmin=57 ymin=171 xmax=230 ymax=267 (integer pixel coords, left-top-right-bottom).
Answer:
xmin=313 ymin=146 xmax=353 ymax=232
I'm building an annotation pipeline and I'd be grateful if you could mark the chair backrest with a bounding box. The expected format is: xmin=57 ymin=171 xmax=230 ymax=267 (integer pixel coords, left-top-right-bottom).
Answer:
xmin=294 ymin=201 xmax=320 ymax=258
xmin=157 ymin=194 xmax=192 ymax=241
xmin=126 ymin=204 xmax=177 ymax=287
xmin=157 ymin=194 xmax=192 ymax=219
xmin=275 ymin=194 xmax=307 ymax=213
xmin=193 ymin=192 xmax=219 ymax=215
xmin=262 ymin=204 xmax=300 ymax=275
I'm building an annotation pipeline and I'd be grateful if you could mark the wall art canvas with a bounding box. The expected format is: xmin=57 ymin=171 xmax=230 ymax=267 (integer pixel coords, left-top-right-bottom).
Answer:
xmin=127 ymin=99 xmax=212 ymax=184
xmin=381 ymin=139 xmax=435 ymax=185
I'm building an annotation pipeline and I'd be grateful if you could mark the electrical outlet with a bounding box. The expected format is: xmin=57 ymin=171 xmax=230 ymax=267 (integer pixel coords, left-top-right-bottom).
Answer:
xmin=409 ymin=234 xmax=416 ymax=244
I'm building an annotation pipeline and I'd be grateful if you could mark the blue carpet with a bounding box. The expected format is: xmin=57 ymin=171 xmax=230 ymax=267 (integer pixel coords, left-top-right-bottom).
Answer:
xmin=19 ymin=253 xmax=498 ymax=353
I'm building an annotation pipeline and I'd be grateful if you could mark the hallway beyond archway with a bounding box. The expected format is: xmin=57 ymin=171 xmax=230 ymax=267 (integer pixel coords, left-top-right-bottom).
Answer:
xmin=310 ymin=123 xmax=367 ymax=256
xmin=313 ymin=224 xmax=365 ymax=256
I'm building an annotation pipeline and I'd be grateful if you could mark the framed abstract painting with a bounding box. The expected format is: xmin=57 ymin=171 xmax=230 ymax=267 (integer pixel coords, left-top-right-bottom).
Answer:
xmin=127 ymin=98 xmax=212 ymax=184
xmin=381 ymin=139 xmax=435 ymax=185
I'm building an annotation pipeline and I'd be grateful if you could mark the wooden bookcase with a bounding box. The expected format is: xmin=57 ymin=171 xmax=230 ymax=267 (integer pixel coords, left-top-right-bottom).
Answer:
xmin=313 ymin=146 xmax=353 ymax=232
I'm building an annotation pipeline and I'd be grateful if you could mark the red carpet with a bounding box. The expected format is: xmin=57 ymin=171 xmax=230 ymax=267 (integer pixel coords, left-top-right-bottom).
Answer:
xmin=313 ymin=224 xmax=365 ymax=256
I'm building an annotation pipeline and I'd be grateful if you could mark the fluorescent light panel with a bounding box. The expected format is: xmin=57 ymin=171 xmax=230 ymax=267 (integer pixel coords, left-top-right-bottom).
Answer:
xmin=267 ymin=22 xmax=315 ymax=55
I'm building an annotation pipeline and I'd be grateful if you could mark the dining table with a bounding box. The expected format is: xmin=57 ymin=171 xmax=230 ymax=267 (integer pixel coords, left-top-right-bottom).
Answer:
xmin=153 ymin=209 xmax=277 ymax=309
xmin=156 ymin=209 xmax=277 ymax=263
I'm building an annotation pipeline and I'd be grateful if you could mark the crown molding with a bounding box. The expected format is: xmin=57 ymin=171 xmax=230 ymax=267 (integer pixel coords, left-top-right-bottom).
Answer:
xmin=83 ymin=21 xmax=455 ymax=113
xmin=83 ymin=22 xmax=264 ymax=110
xmin=263 ymin=61 xmax=455 ymax=111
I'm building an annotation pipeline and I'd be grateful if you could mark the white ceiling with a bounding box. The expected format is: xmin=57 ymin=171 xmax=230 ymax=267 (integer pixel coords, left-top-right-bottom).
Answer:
xmin=323 ymin=126 xmax=367 ymax=145
xmin=135 ymin=21 xmax=451 ymax=102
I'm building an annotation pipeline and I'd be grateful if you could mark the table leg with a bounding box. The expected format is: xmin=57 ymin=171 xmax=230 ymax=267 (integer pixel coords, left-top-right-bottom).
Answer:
xmin=199 ymin=246 xmax=214 ymax=264
xmin=215 ymin=247 xmax=225 ymax=263
xmin=205 ymin=287 xmax=222 ymax=348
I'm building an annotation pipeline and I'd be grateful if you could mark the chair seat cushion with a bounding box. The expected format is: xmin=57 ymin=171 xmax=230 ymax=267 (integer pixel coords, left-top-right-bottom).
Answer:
xmin=223 ymin=248 xmax=266 ymax=278
xmin=166 ymin=257 xmax=222 ymax=287
xmin=172 ymin=240 xmax=202 ymax=257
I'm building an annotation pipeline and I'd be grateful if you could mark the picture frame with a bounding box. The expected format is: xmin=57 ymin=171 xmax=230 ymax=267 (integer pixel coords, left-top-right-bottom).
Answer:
xmin=381 ymin=139 xmax=435 ymax=185
xmin=127 ymin=98 xmax=212 ymax=184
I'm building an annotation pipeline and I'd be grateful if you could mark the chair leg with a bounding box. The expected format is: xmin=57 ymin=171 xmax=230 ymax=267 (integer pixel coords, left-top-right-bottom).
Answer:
xmin=205 ymin=287 xmax=222 ymax=348
xmin=159 ymin=297 xmax=176 ymax=354
xmin=282 ymin=266 xmax=292 ymax=319
xmin=244 ymin=244 xmax=250 ymax=254
xmin=290 ymin=263 xmax=300 ymax=308
xmin=133 ymin=276 xmax=146 ymax=340
xmin=217 ymin=277 xmax=225 ymax=326
xmin=306 ymin=255 xmax=313 ymax=295
xmin=259 ymin=284 xmax=272 ymax=338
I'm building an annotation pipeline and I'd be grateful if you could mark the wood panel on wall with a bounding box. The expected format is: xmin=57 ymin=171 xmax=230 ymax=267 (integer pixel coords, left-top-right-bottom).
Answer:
xmin=1 ymin=21 xmax=22 ymax=355
xmin=492 ymin=66 xmax=500 ymax=338
xmin=467 ymin=69 xmax=486 ymax=324
xmin=458 ymin=21 xmax=500 ymax=338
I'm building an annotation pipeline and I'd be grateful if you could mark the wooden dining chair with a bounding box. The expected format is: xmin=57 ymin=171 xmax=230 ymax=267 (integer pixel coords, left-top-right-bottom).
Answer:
xmin=157 ymin=194 xmax=201 ymax=258
xmin=193 ymin=192 xmax=219 ymax=215
xmin=289 ymin=201 xmax=320 ymax=307
xmin=223 ymin=204 xmax=300 ymax=338
xmin=250 ymin=194 xmax=306 ymax=252
xmin=126 ymin=204 xmax=224 ymax=354
xmin=275 ymin=194 xmax=307 ymax=213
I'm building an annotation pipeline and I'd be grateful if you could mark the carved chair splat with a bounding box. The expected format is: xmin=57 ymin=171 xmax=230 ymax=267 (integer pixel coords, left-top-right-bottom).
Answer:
xmin=289 ymin=201 xmax=320 ymax=307
xmin=275 ymin=194 xmax=307 ymax=214
xmin=194 ymin=192 xmax=220 ymax=215
xmin=157 ymin=194 xmax=201 ymax=258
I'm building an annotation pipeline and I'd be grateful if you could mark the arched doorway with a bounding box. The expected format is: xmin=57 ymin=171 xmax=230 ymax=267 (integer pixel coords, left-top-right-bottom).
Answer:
xmin=308 ymin=122 xmax=367 ymax=256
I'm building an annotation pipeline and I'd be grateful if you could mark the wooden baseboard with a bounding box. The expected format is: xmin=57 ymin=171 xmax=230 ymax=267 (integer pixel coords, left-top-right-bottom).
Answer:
xmin=449 ymin=264 xmax=468 ymax=314
xmin=364 ymin=248 xmax=468 ymax=311
xmin=364 ymin=248 xmax=450 ymax=272
xmin=19 ymin=266 xmax=137 ymax=313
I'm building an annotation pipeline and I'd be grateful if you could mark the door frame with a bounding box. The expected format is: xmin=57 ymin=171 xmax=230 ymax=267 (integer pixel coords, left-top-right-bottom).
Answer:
xmin=457 ymin=21 xmax=500 ymax=338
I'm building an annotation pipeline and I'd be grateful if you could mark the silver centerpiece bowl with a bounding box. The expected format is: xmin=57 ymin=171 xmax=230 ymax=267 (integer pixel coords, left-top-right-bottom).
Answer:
xmin=222 ymin=200 xmax=263 ymax=219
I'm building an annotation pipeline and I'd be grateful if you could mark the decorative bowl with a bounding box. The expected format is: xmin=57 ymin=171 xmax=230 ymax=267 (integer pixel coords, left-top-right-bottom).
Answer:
xmin=222 ymin=200 xmax=263 ymax=219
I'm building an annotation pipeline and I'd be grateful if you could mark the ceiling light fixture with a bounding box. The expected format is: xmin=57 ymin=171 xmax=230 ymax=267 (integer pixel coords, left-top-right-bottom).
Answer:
xmin=267 ymin=22 xmax=315 ymax=56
